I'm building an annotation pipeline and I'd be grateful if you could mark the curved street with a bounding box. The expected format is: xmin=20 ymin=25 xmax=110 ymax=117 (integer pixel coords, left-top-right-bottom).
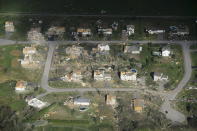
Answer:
xmin=0 ymin=38 xmax=195 ymax=123
xmin=160 ymin=43 xmax=192 ymax=123
xmin=40 ymin=41 xmax=193 ymax=123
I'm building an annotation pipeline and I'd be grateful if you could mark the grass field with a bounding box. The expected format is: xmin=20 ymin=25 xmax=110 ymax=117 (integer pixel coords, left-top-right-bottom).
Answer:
xmin=188 ymin=52 xmax=197 ymax=86
xmin=177 ymin=89 xmax=197 ymax=115
xmin=191 ymin=52 xmax=197 ymax=66
xmin=0 ymin=81 xmax=26 ymax=111
xmin=35 ymin=126 xmax=89 ymax=131
xmin=190 ymin=44 xmax=197 ymax=50
xmin=30 ymin=92 xmax=116 ymax=130
xmin=49 ymin=81 xmax=82 ymax=88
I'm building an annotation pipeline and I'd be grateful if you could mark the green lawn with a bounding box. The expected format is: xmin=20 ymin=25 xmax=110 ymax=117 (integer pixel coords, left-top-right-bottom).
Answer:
xmin=35 ymin=126 xmax=88 ymax=131
xmin=187 ymin=52 xmax=197 ymax=86
xmin=140 ymin=44 xmax=184 ymax=89
xmin=30 ymin=92 xmax=115 ymax=130
xmin=176 ymin=89 xmax=197 ymax=117
xmin=190 ymin=44 xmax=197 ymax=50
xmin=0 ymin=81 xmax=26 ymax=111
xmin=191 ymin=52 xmax=197 ymax=66
xmin=49 ymin=81 xmax=82 ymax=88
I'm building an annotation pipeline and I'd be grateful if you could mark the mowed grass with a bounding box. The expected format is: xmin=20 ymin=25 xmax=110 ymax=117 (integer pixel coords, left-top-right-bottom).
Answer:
xmin=188 ymin=52 xmax=197 ymax=86
xmin=190 ymin=44 xmax=197 ymax=50
xmin=31 ymin=92 xmax=115 ymax=130
xmin=35 ymin=126 xmax=88 ymax=131
xmin=0 ymin=45 xmax=42 ymax=82
xmin=49 ymin=81 xmax=82 ymax=88
xmin=0 ymin=81 xmax=26 ymax=111
xmin=191 ymin=52 xmax=197 ymax=66
xmin=177 ymin=89 xmax=197 ymax=115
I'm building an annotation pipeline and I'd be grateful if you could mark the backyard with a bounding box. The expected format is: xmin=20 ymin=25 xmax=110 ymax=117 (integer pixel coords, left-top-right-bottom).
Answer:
xmin=30 ymin=92 xmax=116 ymax=131
xmin=139 ymin=44 xmax=184 ymax=89
xmin=0 ymin=44 xmax=45 ymax=83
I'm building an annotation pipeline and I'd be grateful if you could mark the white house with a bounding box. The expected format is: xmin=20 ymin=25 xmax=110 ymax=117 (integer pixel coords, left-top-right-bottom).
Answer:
xmin=126 ymin=25 xmax=135 ymax=35
xmin=153 ymin=72 xmax=168 ymax=81
xmin=27 ymin=98 xmax=48 ymax=109
xmin=162 ymin=47 xmax=171 ymax=57
xmin=98 ymin=44 xmax=110 ymax=52
xmin=74 ymin=98 xmax=90 ymax=106
xmin=147 ymin=30 xmax=165 ymax=35
xmin=98 ymin=28 xmax=112 ymax=35
xmin=120 ymin=69 xmax=137 ymax=81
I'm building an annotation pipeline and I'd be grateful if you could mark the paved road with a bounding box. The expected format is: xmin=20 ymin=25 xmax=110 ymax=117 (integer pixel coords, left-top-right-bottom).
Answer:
xmin=160 ymin=43 xmax=192 ymax=123
xmin=0 ymin=38 xmax=196 ymax=46
xmin=49 ymin=40 xmax=197 ymax=45
xmin=0 ymin=39 xmax=16 ymax=46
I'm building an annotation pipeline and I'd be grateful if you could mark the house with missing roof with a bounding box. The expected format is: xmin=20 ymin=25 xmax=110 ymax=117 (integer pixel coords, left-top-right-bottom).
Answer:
xmin=124 ymin=45 xmax=143 ymax=54
xmin=126 ymin=25 xmax=135 ymax=36
xmin=20 ymin=46 xmax=40 ymax=68
xmin=27 ymin=28 xmax=45 ymax=44
xmin=15 ymin=80 xmax=27 ymax=91
xmin=74 ymin=98 xmax=90 ymax=106
xmin=94 ymin=69 xmax=112 ymax=81
xmin=66 ymin=45 xmax=84 ymax=59
xmin=77 ymin=28 xmax=91 ymax=37
xmin=153 ymin=72 xmax=168 ymax=81
xmin=5 ymin=21 xmax=15 ymax=33
xmin=27 ymin=98 xmax=48 ymax=109
xmin=105 ymin=94 xmax=117 ymax=107
xmin=132 ymin=98 xmax=144 ymax=113
xmin=62 ymin=70 xmax=83 ymax=82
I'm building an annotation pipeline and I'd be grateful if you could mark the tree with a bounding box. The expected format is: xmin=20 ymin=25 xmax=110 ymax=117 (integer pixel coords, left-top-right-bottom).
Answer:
xmin=0 ymin=106 xmax=24 ymax=131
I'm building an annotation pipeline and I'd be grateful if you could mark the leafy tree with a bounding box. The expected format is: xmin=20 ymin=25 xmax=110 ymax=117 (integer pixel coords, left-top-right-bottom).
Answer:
xmin=0 ymin=106 xmax=24 ymax=131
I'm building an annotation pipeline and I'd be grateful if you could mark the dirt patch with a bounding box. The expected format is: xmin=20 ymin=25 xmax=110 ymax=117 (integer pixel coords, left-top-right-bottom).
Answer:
xmin=11 ymin=58 xmax=20 ymax=67
xmin=10 ymin=50 xmax=22 ymax=57
xmin=0 ymin=65 xmax=4 ymax=71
